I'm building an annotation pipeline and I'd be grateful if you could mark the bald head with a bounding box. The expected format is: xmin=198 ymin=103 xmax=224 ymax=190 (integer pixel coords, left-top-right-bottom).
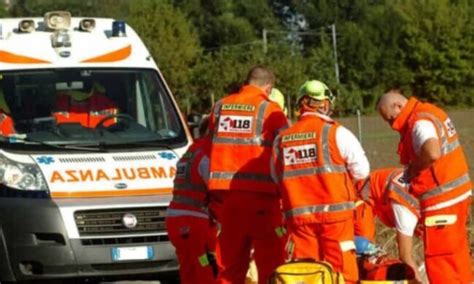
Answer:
xmin=246 ymin=65 xmax=274 ymax=95
xmin=377 ymin=89 xmax=408 ymax=126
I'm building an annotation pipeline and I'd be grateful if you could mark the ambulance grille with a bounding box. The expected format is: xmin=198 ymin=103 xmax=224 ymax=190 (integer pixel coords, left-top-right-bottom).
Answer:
xmin=81 ymin=235 xmax=169 ymax=246
xmin=112 ymin=154 xmax=156 ymax=161
xmin=74 ymin=207 xmax=167 ymax=236
xmin=59 ymin=157 xmax=106 ymax=163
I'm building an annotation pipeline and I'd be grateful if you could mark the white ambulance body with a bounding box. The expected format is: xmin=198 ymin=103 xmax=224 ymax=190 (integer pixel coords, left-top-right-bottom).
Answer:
xmin=0 ymin=12 xmax=188 ymax=282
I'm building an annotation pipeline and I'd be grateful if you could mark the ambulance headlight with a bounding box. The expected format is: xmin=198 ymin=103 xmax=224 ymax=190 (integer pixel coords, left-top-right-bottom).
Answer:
xmin=0 ymin=155 xmax=47 ymax=191
xmin=44 ymin=11 xmax=71 ymax=30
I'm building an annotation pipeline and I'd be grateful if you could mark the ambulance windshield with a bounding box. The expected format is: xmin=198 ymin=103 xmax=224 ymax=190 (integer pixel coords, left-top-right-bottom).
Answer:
xmin=0 ymin=69 xmax=186 ymax=148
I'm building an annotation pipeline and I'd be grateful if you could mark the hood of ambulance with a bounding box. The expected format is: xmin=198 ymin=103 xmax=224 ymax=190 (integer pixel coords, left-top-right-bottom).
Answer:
xmin=2 ymin=148 xmax=186 ymax=198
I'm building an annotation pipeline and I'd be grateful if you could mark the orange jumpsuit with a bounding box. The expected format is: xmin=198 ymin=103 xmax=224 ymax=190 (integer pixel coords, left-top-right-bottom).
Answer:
xmin=391 ymin=97 xmax=472 ymax=283
xmin=272 ymin=113 xmax=359 ymax=283
xmin=208 ymin=85 xmax=289 ymax=284
xmin=165 ymin=137 xmax=216 ymax=284
xmin=354 ymin=168 xmax=420 ymax=241
xmin=53 ymin=92 xmax=118 ymax=128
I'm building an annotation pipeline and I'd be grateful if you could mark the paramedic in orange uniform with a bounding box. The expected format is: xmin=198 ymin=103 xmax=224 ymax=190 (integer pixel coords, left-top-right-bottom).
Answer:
xmin=53 ymin=82 xmax=118 ymax=128
xmin=165 ymin=116 xmax=217 ymax=284
xmin=271 ymin=80 xmax=370 ymax=283
xmin=208 ymin=65 xmax=289 ymax=284
xmin=0 ymin=89 xmax=16 ymax=136
xmin=354 ymin=168 xmax=422 ymax=282
xmin=0 ymin=110 xmax=15 ymax=136
xmin=378 ymin=90 xmax=472 ymax=284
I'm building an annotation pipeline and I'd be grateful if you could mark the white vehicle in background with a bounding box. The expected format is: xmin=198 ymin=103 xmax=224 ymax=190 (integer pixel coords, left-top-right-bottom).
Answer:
xmin=0 ymin=11 xmax=190 ymax=283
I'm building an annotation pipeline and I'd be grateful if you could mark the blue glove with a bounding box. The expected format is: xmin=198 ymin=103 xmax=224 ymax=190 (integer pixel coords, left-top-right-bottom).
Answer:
xmin=354 ymin=236 xmax=379 ymax=255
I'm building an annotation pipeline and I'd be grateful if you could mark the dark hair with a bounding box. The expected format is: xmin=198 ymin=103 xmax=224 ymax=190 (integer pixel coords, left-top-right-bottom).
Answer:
xmin=245 ymin=65 xmax=275 ymax=87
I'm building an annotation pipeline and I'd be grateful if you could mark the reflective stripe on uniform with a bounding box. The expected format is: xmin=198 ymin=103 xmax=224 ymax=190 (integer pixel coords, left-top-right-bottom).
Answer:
xmin=270 ymin=134 xmax=282 ymax=183
xmin=419 ymin=174 xmax=471 ymax=201
xmin=255 ymin=101 xmax=269 ymax=137
xmin=209 ymin=171 xmax=273 ymax=182
xmin=417 ymin=112 xmax=460 ymax=155
xmin=171 ymin=195 xmax=206 ymax=209
xmin=385 ymin=170 xmax=419 ymax=209
xmin=166 ymin=208 xmax=209 ymax=219
xmin=340 ymin=240 xmax=356 ymax=252
xmin=321 ymin=123 xmax=332 ymax=165
xmin=282 ymin=165 xmax=347 ymax=179
xmin=360 ymin=178 xmax=371 ymax=201
xmin=174 ymin=182 xmax=207 ymax=192
xmin=284 ymin=201 xmax=355 ymax=218
xmin=211 ymin=136 xmax=272 ymax=146
xmin=389 ymin=184 xmax=419 ymax=209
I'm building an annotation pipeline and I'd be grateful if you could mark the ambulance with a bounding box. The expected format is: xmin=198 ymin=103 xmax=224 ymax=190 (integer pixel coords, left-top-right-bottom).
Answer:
xmin=0 ymin=11 xmax=190 ymax=282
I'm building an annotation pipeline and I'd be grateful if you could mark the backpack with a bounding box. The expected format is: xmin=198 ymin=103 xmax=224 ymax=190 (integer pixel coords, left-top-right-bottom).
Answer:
xmin=269 ymin=260 xmax=345 ymax=284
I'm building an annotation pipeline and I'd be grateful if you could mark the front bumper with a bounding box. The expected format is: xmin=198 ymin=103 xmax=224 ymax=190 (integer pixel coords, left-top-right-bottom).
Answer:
xmin=0 ymin=195 xmax=177 ymax=282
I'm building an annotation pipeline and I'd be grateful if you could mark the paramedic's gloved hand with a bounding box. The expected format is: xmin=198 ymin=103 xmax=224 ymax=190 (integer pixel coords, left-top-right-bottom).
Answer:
xmin=355 ymin=236 xmax=379 ymax=256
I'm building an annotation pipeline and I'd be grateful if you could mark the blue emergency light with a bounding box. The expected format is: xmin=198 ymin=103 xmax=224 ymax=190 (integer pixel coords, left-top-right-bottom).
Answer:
xmin=112 ymin=20 xmax=126 ymax=37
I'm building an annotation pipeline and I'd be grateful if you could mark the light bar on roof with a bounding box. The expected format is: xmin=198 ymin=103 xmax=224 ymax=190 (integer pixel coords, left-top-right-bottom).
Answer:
xmin=112 ymin=20 xmax=127 ymax=37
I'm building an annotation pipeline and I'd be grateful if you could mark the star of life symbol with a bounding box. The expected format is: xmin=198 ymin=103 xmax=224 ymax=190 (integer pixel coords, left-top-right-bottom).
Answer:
xmin=158 ymin=152 xmax=177 ymax=160
xmin=283 ymin=144 xmax=317 ymax=166
xmin=36 ymin=156 xmax=55 ymax=165
xmin=218 ymin=115 xmax=253 ymax=133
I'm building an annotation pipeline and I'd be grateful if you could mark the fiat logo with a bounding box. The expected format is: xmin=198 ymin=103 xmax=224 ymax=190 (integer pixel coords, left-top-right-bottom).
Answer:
xmin=115 ymin=183 xmax=128 ymax=189
xmin=122 ymin=213 xmax=138 ymax=229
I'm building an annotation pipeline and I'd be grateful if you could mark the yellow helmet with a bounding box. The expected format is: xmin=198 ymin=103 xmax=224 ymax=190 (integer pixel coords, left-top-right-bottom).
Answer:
xmin=297 ymin=80 xmax=335 ymax=105
xmin=269 ymin=88 xmax=285 ymax=110
xmin=68 ymin=81 xmax=106 ymax=101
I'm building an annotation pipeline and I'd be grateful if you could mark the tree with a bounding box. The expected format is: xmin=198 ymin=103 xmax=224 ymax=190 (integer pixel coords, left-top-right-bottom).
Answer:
xmin=0 ymin=3 xmax=7 ymax=17
xmin=127 ymin=0 xmax=201 ymax=107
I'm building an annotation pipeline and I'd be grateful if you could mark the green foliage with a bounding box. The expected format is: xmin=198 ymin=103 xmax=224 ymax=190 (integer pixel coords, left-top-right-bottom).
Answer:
xmin=127 ymin=0 xmax=201 ymax=108
xmin=0 ymin=4 xmax=6 ymax=17
xmin=4 ymin=0 xmax=474 ymax=114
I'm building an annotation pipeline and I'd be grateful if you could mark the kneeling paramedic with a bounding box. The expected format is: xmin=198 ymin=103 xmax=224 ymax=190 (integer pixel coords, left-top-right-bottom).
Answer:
xmin=354 ymin=168 xmax=422 ymax=282
xmin=271 ymin=80 xmax=370 ymax=283
xmin=165 ymin=116 xmax=217 ymax=284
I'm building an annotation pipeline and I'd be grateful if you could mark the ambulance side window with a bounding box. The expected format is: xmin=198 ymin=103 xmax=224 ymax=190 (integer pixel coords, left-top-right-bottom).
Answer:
xmin=138 ymin=71 xmax=181 ymax=138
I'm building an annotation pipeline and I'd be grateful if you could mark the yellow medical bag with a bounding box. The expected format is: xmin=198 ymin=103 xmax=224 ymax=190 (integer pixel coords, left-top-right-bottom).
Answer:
xmin=269 ymin=260 xmax=345 ymax=284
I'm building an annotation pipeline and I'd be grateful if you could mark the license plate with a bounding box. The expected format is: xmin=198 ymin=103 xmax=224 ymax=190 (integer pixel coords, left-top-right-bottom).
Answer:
xmin=111 ymin=246 xmax=154 ymax=261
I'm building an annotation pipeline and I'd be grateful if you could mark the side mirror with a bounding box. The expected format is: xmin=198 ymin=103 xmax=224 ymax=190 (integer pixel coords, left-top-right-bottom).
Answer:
xmin=187 ymin=113 xmax=202 ymax=139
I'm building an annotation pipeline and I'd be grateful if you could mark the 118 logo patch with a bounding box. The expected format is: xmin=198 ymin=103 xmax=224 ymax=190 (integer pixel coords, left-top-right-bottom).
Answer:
xmin=283 ymin=144 xmax=318 ymax=166
xmin=218 ymin=115 xmax=253 ymax=133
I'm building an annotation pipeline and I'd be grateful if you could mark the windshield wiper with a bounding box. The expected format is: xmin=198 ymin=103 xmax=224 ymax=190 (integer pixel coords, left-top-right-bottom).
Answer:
xmin=0 ymin=135 xmax=107 ymax=152
xmin=114 ymin=138 xmax=180 ymax=157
